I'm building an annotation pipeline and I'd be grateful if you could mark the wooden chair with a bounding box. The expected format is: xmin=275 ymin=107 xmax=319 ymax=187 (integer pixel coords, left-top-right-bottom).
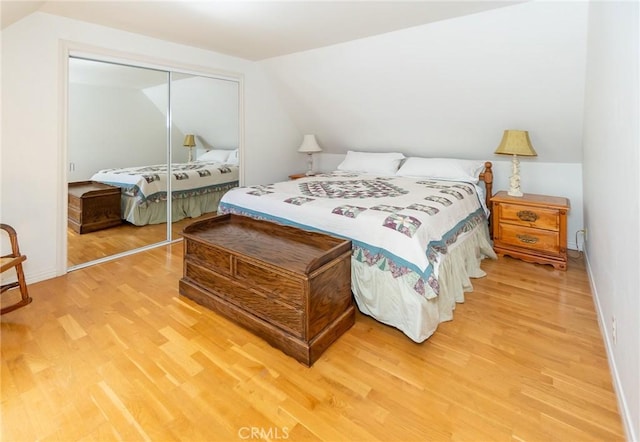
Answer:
xmin=1 ymin=224 xmax=32 ymax=314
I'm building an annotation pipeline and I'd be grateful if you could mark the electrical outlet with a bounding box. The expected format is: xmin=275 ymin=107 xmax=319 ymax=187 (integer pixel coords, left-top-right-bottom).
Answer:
xmin=576 ymin=228 xmax=588 ymax=252
xmin=612 ymin=316 xmax=617 ymax=346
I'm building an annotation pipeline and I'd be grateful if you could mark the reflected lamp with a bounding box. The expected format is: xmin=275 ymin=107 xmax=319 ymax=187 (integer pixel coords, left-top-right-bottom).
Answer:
xmin=183 ymin=134 xmax=196 ymax=162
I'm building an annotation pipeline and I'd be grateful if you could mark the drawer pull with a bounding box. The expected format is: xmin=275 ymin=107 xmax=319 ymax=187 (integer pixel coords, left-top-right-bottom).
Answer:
xmin=517 ymin=210 xmax=538 ymax=222
xmin=516 ymin=234 xmax=539 ymax=244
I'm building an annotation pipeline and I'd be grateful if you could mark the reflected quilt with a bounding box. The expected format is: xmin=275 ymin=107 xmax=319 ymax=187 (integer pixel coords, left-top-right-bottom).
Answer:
xmin=91 ymin=161 xmax=239 ymax=205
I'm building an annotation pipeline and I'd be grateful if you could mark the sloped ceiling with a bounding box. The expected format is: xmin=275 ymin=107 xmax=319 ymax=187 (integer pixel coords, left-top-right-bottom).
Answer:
xmin=1 ymin=1 xmax=525 ymax=60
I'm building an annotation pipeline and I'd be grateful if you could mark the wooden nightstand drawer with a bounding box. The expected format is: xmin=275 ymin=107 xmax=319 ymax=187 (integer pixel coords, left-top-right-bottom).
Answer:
xmin=498 ymin=203 xmax=560 ymax=231
xmin=496 ymin=223 xmax=561 ymax=256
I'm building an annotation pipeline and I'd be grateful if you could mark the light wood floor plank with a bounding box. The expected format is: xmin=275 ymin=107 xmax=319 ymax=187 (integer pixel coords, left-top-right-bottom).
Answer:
xmin=1 ymin=243 xmax=624 ymax=441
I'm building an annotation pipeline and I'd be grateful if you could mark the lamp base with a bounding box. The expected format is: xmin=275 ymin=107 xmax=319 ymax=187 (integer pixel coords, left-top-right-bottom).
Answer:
xmin=507 ymin=154 xmax=524 ymax=197
xmin=305 ymin=153 xmax=315 ymax=176
xmin=507 ymin=189 xmax=523 ymax=197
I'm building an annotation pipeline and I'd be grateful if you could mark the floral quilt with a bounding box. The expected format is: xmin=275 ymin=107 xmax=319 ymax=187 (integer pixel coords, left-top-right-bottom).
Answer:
xmin=218 ymin=171 xmax=488 ymax=298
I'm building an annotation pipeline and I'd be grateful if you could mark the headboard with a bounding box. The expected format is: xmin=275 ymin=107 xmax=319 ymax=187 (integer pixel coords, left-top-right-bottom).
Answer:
xmin=479 ymin=161 xmax=493 ymax=232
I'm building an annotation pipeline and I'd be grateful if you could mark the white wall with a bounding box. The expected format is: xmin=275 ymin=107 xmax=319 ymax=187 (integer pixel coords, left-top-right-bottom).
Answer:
xmin=582 ymin=2 xmax=640 ymax=440
xmin=1 ymin=11 xmax=300 ymax=283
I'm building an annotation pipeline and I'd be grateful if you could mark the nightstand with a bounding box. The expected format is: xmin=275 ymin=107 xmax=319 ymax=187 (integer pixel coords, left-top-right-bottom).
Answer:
xmin=289 ymin=172 xmax=310 ymax=180
xmin=490 ymin=191 xmax=570 ymax=270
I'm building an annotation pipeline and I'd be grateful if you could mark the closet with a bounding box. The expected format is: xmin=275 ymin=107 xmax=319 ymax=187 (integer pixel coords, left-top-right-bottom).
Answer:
xmin=67 ymin=56 xmax=241 ymax=269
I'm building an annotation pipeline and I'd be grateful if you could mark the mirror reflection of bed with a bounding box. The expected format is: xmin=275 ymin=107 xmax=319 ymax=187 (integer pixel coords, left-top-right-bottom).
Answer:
xmin=67 ymin=58 xmax=240 ymax=268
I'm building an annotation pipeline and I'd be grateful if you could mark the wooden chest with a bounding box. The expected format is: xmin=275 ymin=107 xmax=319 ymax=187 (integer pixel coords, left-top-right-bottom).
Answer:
xmin=179 ymin=214 xmax=354 ymax=366
xmin=68 ymin=181 xmax=122 ymax=234
xmin=491 ymin=191 xmax=570 ymax=270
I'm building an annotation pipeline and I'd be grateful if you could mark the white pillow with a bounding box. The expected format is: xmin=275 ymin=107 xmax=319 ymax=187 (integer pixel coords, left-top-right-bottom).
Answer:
xmin=227 ymin=149 xmax=239 ymax=164
xmin=198 ymin=149 xmax=231 ymax=162
xmin=396 ymin=157 xmax=486 ymax=183
xmin=337 ymin=151 xmax=405 ymax=175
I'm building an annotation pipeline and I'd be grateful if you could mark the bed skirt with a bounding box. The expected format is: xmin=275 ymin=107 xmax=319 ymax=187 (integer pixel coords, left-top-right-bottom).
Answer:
xmin=121 ymin=186 xmax=237 ymax=226
xmin=352 ymin=223 xmax=497 ymax=343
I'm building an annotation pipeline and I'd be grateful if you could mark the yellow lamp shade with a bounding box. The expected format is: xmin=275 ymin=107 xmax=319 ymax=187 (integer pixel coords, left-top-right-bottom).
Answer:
xmin=494 ymin=130 xmax=537 ymax=157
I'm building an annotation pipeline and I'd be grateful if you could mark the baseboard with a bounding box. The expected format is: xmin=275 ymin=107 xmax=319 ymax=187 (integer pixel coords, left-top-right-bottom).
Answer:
xmin=7 ymin=268 xmax=58 ymax=286
xmin=584 ymin=250 xmax=637 ymax=442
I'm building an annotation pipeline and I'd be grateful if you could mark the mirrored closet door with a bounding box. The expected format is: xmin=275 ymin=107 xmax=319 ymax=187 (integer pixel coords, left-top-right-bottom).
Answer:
xmin=168 ymin=72 xmax=240 ymax=240
xmin=67 ymin=57 xmax=240 ymax=269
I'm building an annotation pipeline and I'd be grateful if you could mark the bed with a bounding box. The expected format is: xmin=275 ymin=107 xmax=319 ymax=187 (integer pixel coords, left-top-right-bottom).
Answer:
xmin=217 ymin=153 xmax=497 ymax=343
xmin=91 ymin=160 xmax=239 ymax=226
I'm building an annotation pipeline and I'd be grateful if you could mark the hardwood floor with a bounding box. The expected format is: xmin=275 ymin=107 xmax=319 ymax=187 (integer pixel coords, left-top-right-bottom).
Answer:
xmin=67 ymin=214 xmax=216 ymax=267
xmin=2 ymin=246 xmax=624 ymax=441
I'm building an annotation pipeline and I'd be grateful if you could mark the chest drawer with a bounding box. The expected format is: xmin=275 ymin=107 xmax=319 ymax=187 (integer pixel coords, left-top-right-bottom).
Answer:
xmin=68 ymin=195 xmax=82 ymax=211
xmin=68 ymin=206 xmax=82 ymax=221
xmin=185 ymin=243 xmax=306 ymax=308
xmin=235 ymin=258 xmax=304 ymax=308
xmin=186 ymin=241 xmax=231 ymax=276
xmin=498 ymin=203 xmax=560 ymax=231
xmin=185 ymin=261 xmax=304 ymax=336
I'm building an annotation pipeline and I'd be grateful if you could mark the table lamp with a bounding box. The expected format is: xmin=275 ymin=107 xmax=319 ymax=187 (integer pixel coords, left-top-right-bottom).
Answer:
xmin=297 ymin=134 xmax=322 ymax=175
xmin=494 ymin=130 xmax=537 ymax=197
